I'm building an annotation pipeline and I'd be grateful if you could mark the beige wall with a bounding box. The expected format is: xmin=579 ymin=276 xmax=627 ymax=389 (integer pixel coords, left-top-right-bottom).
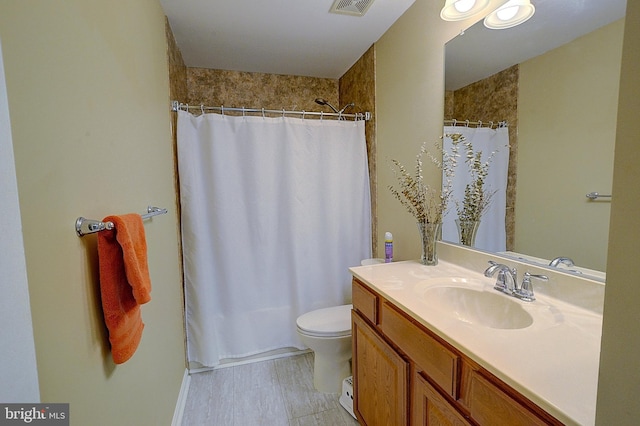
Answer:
xmin=0 ymin=1 xmax=186 ymax=424
xmin=597 ymin=0 xmax=640 ymax=422
xmin=378 ymin=0 xmax=640 ymax=422
xmin=516 ymin=20 xmax=623 ymax=271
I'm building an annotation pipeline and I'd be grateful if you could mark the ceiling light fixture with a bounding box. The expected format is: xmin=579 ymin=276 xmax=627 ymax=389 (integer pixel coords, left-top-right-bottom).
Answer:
xmin=483 ymin=0 xmax=535 ymax=29
xmin=440 ymin=0 xmax=491 ymax=21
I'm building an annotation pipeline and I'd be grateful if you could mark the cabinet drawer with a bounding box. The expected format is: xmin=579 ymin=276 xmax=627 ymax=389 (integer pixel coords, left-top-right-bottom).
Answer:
xmin=380 ymin=302 xmax=459 ymax=398
xmin=352 ymin=279 xmax=378 ymax=324
xmin=468 ymin=372 xmax=548 ymax=426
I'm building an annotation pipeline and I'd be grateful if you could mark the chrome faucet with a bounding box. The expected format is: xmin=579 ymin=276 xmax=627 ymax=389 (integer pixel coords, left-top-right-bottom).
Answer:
xmin=484 ymin=261 xmax=518 ymax=295
xmin=484 ymin=261 xmax=548 ymax=302
xmin=549 ymin=257 xmax=574 ymax=268
xmin=515 ymin=272 xmax=548 ymax=302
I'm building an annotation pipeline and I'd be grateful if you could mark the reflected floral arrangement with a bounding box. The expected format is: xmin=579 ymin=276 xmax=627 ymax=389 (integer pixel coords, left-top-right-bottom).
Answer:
xmin=453 ymin=133 xmax=498 ymax=224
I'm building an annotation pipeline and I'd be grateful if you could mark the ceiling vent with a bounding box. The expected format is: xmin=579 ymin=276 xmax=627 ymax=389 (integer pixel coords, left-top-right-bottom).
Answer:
xmin=329 ymin=0 xmax=375 ymax=16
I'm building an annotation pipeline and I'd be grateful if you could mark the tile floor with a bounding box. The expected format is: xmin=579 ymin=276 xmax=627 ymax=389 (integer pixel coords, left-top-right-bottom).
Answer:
xmin=181 ymin=352 xmax=359 ymax=426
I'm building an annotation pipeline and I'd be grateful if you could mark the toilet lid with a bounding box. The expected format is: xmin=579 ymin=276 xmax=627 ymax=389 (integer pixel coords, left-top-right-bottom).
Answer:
xmin=296 ymin=304 xmax=353 ymax=337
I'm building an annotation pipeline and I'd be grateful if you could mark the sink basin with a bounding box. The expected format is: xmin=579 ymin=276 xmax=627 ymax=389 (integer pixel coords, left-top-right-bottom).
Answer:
xmin=419 ymin=282 xmax=534 ymax=330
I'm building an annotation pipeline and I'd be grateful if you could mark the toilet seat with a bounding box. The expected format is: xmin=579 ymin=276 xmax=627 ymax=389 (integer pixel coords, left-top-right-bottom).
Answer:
xmin=296 ymin=304 xmax=352 ymax=338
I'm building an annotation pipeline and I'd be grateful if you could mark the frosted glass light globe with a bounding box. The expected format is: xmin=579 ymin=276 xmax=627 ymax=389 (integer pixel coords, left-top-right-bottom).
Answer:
xmin=454 ymin=0 xmax=476 ymax=13
xmin=497 ymin=5 xmax=519 ymax=21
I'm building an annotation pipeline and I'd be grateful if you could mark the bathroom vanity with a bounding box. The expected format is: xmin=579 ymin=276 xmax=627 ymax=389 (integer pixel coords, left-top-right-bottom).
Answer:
xmin=349 ymin=245 xmax=604 ymax=426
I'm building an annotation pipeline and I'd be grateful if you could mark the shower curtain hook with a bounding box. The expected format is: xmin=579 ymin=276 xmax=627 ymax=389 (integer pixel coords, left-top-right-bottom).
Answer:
xmin=478 ymin=120 xmax=482 ymax=128
xmin=201 ymin=105 xmax=205 ymax=115
xmin=452 ymin=119 xmax=457 ymax=126
xmin=282 ymin=108 xmax=285 ymax=118
xmin=465 ymin=119 xmax=470 ymax=127
xmin=302 ymin=110 xmax=306 ymax=120
xmin=242 ymin=107 xmax=246 ymax=118
xmin=221 ymin=105 xmax=225 ymax=116
xmin=320 ymin=111 xmax=324 ymax=121
xmin=262 ymin=108 xmax=265 ymax=118
xmin=489 ymin=121 xmax=494 ymax=128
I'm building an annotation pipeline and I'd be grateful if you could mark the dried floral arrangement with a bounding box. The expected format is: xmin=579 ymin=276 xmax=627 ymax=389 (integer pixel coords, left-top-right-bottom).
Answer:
xmin=454 ymin=134 xmax=498 ymax=224
xmin=388 ymin=137 xmax=460 ymax=225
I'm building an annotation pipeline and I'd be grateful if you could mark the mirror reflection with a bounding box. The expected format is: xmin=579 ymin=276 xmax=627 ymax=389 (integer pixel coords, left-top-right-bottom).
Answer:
xmin=443 ymin=0 xmax=626 ymax=279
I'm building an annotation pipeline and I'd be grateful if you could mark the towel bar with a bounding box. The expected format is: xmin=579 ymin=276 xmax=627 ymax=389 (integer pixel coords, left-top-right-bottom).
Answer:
xmin=75 ymin=206 xmax=168 ymax=237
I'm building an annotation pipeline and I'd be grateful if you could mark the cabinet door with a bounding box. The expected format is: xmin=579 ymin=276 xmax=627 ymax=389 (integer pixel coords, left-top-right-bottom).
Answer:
xmin=352 ymin=311 xmax=409 ymax=426
xmin=413 ymin=372 xmax=471 ymax=426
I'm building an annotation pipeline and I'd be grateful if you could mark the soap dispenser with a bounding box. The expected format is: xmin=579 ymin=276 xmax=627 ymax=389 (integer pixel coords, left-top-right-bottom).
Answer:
xmin=385 ymin=232 xmax=393 ymax=263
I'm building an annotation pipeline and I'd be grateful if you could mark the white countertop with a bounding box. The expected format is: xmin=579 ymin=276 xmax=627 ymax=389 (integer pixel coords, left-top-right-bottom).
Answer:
xmin=350 ymin=260 xmax=603 ymax=426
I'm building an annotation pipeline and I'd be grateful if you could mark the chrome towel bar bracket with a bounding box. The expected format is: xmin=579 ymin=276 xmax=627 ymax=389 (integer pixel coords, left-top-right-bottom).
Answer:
xmin=75 ymin=206 xmax=168 ymax=237
xmin=586 ymin=192 xmax=612 ymax=200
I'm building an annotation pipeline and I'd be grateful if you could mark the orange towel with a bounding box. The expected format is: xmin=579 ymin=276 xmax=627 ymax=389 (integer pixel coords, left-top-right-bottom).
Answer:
xmin=97 ymin=213 xmax=152 ymax=364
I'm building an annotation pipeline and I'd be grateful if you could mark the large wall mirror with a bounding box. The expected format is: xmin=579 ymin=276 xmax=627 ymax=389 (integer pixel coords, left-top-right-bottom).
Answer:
xmin=444 ymin=0 xmax=627 ymax=280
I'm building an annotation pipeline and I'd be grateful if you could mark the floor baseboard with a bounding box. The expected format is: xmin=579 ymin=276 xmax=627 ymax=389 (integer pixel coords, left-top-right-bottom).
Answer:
xmin=171 ymin=368 xmax=191 ymax=426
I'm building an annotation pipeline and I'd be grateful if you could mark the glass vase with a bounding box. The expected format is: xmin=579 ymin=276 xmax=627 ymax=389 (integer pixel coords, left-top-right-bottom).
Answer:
xmin=417 ymin=222 xmax=442 ymax=266
xmin=455 ymin=219 xmax=480 ymax=247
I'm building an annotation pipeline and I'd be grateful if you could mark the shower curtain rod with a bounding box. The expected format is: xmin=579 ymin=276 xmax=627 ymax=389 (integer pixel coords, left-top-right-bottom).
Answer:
xmin=444 ymin=119 xmax=508 ymax=129
xmin=171 ymin=101 xmax=371 ymax=121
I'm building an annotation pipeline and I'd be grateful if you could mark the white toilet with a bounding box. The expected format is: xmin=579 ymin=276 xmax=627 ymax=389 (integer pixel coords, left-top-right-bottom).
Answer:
xmin=296 ymin=304 xmax=353 ymax=393
xmin=296 ymin=259 xmax=382 ymax=393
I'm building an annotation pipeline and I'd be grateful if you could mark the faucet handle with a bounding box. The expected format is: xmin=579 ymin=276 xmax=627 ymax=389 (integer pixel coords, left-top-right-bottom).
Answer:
xmin=515 ymin=272 xmax=548 ymax=302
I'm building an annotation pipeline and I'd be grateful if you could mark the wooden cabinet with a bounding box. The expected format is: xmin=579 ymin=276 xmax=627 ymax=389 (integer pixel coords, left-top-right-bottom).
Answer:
xmin=352 ymin=309 xmax=408 ymax=426
xmin=351 ymin=278 xmax=562 ymax=426
xmin=380 ymin=301 xmax=459 ymax=398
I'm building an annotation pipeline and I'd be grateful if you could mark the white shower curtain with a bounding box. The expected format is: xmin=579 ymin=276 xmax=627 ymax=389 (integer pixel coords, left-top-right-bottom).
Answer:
xmin=177 ymin=110 xmax=372 ymax=367
xmin=442 ymin=126 xmax=510 ymax=252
